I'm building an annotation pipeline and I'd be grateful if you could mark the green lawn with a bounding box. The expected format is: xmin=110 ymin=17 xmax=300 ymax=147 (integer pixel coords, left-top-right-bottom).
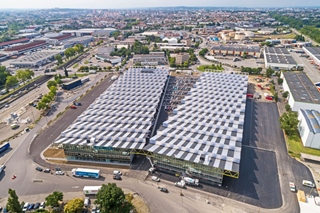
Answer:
xmin=73 ymin=63 xmax=79 ymax=68
xmin=286 ymin=133 xmax=320 ymax=157
xmin=84 ymin=60 xmax=89 ymax=65
xmin=197 ymin=65 xmax=224 ymax=72
xmin=68 ymin=73 xmax=89 ymax=78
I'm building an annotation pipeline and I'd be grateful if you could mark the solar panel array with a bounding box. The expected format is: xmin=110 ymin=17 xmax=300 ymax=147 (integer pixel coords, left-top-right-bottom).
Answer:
xmin=54 ymin=67 xmax=168 ymax=150
xmin=144 ymin=72 xmax=248 ymax=173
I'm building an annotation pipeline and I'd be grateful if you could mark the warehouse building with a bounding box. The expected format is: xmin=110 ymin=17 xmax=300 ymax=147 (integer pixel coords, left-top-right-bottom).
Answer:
xmin=144 ymin=72 xmax=248 ymax=185
xmin=264 ymin=47 xmax=297 ymax=70
xmin=302 ymin=47 xmax=320 ymax=66
xmin=62 ymin=36 xmax=94 ymax=48
xmin=210 ymin=45 xmax=261 ymax=58
xmin=53 ymin=67 xmax=168 ymax=165
xmin=133 ymin=52 xmax=167 ymax=65
xmin=298 ymin=109 xmax=320 ymax=149
xmin=61 ymin=28 xmax=117 ymax=37
xmin=281 ymin=72 xmax=320 ymax=112
xmin=10 ymin=50 xmax=63 ymax=68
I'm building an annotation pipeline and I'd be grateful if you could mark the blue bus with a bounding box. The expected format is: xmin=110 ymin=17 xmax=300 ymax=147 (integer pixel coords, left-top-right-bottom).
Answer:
xmin=72 ymin=168 xmax=100 ymax=179
xmin=0 ymin=142 xmax=10 ymax=154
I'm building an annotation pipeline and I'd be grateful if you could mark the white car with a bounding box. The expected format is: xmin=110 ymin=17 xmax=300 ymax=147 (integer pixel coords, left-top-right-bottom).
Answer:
xmin=302 ymin=180 xmax=315 ymax=188
xmin=113 ymin=170 xmax=122 ymax=176
xmin=289 ymin=182 xmax=296 ymax=192
xmin=55 ymin=171 xmax=64 ymax=175
xmin=151 ymin=176 xmax=160 ymax=182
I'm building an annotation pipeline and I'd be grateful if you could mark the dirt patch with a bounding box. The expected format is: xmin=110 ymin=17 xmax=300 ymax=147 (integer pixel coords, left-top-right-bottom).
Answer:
xmin=126 ymin=193 xmax=150 ymax=213
xmin=43 ymin=148 xmax=66 ymax=158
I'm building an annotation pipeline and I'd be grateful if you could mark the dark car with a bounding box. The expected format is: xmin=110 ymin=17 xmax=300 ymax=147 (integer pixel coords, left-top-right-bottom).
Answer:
xmin=36 ymin=167 xmax=43 ymax=172
xmin=159 ymin=187 xmax=168 ymax=193
xmin=73 ymin=102 xmax=82 ymax=106
xmin=44 ymin=168 xmax=51 ymax=173
xmin=113 ymin=175 xmax=121 ymax=180
xmin=34 ymin=202 xmax=40 ymax=209
xmin=27 ymin=204 xmax=34 ymax=210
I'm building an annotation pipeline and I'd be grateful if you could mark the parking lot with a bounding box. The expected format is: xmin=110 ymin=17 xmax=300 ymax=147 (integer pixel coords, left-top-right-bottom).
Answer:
xmin=213 ymin=56 xmax=264 ymax=69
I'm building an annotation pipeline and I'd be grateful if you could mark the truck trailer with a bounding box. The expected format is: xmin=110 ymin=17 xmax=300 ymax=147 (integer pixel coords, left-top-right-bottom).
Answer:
xmin=183 ymin=177 xmax=199 ymax=186
xmin=83 ymin=186 xmax=102 ymax=195
xmin=62 ymin=79 xmax=82 ymax=90
xmin=72 ymin=168 xmax=100 ymax=179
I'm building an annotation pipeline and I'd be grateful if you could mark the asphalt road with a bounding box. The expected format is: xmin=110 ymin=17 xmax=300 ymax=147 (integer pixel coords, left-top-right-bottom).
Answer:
xmin=0 ymin=74 xmax=111 ymax=198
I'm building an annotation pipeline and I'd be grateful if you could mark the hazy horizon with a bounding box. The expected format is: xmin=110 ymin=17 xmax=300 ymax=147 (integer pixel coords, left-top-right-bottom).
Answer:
xmin=0 ymin=0 xmax=319 ymax=9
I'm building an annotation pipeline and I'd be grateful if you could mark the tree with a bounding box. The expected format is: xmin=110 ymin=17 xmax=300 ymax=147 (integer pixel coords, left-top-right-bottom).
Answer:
xmin=45 ymin=191 xmax=63 ymax=207
xmin=285 ymin=104 xmax=292 ymax=112
xmin=279 ymin=111 xmax=299 ymax=136
xmin=64 ymin=48 xmax=76 ymax=59
xmin=115 ymin=66 xmax=120 ymax=71
xmin=64 ymin=198 xmax=84 ymax=213
xmin=6 ymin=188 xmax=22 ymax=213
xmin=5 ymin=76 xmax=18 ymax=89
xmin=47 ymin=80 xmax=57 ymax=89
xmin=25 ymin=69 xmax=34 ymax=79
xmin=95 ymin=183 xmax=130 ymax=213
xmin=266 ymin=67 xmax=274 ymax=78
xmin=282 ymin=91 xmax=289 ymax=99
xmin=55 ymin=54 xmax=63 ymax=65
xmin=16 ymin=69 xmax=28 ymax=82
xmin=74 ymin=44 xmax=84 ymax=54
xmin=37 ymin=101 xmax=47 ymax=110
xmin=274 ymin=92 xmax=278 ymax=102
xmin=277 ymin=78 xmax=283 ymax=85
xmin=0 ymin=66 xmax=11 ymax=87
xmin=34 ymin=210 xmax=50 ymax=213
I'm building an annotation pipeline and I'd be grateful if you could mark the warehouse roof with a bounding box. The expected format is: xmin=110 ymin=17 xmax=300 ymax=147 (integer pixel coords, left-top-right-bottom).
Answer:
xmin=264 ymin=47 xmax=297 ymax=65
xmin=303 ymin=47 xmax=320 ymax=61
xmin=283 ymin=72 xmax=320 ymax=104
xmin=10 ymin=51 xmax=62 ymax=65
xmin=211 ymin=45 xmax=260 ymax=53
xmin=54 ymin=67 xmax=168 ymax=150
xmin=144 ymin=72 xmax=248 ymax=173
xmin=300 ymin=109 xmax=320 ymax=134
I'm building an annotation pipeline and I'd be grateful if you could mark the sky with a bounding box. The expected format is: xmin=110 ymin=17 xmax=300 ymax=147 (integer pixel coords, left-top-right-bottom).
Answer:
xmin=0 ymin=0 xmax=319 ymax=9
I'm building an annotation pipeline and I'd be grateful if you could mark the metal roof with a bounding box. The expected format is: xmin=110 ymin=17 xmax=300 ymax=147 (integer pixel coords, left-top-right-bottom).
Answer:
xmin=54 ymin=67 xmax=168 ymax=149
xmin=211 ymin=45 xmax=260 ymax=53
xmin=144 ymin=72 xmax=248 ymax=173
xmin=264 ymin=47 xmax=297 ymax=65
xmin=283 ymin=72 xmax=320 ymax=104
xmin=10 ymin=51 xmax=62 ymax=65
xmin=303 ymin=47 xmax=320 ymax=61
xmin=300 ymin=109 xmax=320 ymax=134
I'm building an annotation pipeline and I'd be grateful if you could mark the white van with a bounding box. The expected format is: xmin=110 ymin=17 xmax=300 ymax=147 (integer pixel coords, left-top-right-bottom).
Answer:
xmin=84 ymin=197 xmax=90 ymax=207
xmin=113 ymin=170 xmax=122 ymax=176
xmin=151 ymin=176 xmax=160 ymax=182
xmin=22 ymin=202 xmax=29 ymax=211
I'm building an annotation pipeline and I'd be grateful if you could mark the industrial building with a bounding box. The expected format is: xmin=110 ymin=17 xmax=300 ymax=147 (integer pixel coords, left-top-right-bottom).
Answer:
xmin=264 ymin=47 xmax=297 ymax=70
xmin=10 ymin=51 xmax=63 ymax=68
xmin=133 ymin=52 xmax=167 ymax=65
xmin=298 ymin=109 xmax=320 ymax=149
xmin=144 ymin=72 xmax=248 ymax=185
xmin=95 ymin=47 xmax=122 ymax=65
xmin=61 ymin=28 xmax=117 ymax=37
xmin=174 ymin=53 xmax=189 ymax=65
xmin=53 ymin=67 xmax=168 ymax=165
xmin=302 ymin=47 xmax=320 ymax=67
xmin=62 ymin=36 xmax=94 ymax=48
xmin=210 ymin=45 xmax=261 ymax=58
xmin=281 ymin=72 xmax=320 ymax=112
xmin=0 ymin=38 xmax=30 ymax=49
xmin=3 ymin=40 xmax=47 ymax=54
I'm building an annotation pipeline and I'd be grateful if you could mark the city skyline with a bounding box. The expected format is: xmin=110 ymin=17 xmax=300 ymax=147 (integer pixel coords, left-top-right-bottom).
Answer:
xmin=0 ymin=0 xmax=319 ymax=9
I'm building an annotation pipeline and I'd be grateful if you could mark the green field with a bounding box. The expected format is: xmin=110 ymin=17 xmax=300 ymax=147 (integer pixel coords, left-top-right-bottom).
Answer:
xmin=287 ymin=133 xmax=320 ymax=157
xmin=261 ymin=33 xmax=297 ymax=40
xmin=196 ymin=64 xmax=224 ymax=72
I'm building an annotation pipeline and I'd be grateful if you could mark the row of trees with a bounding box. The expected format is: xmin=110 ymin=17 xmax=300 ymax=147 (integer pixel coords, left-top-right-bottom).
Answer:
xmin=300 ymin=26 xmax=320 ymax=44
xmin=64 ymin=44 xmax=85 ymax=60
xmin=5 ymin=69 xmax=35 ymax=89
xmin=0 ymin=66 xmax=11 ymax=87
xmin=240 ymin=67 xmax=262 ymax=75
xmin=199 ymin=48 xmax=208 ymax=57
xmin=36 ymin=80 xmax=57 ymax=110
xmin=6 ymin=183 xmax=133 ymax=213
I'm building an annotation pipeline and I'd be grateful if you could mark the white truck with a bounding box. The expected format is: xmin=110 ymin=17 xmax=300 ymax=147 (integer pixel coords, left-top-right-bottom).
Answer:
xmin=183 ymin=177 xmax=199 ymax=186
xmin=83 ymin=186 xmax=102 ymax=195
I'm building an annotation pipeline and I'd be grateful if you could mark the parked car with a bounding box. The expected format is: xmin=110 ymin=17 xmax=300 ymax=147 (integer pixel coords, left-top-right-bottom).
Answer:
xmin=302 ymin=180 xmax=315 ymax=188
xmin=159 ymin=187 xmax=168 ymax=193
xmin=73 ymin=102 xmax=82 ymax=106
xmin=113 ymin=170 xmax=122 ymax=176
xmin=70 ymin=105 xmax=77 ymax=109
xmin=289 ymin=182 xmax=296 ymax=192
xmin=55 ymin=171 xmax=65 ymax=175
xmin=35 ymin=167 xmax=43 ymax=172
xmin=151 ymin=176 xmax=160 ymax=182
xmin=4 ymin=104 xmax=9 ymax=108
xmin=27 ymin=203 xmax=34 ymax=210
xmin=39 ymin=202 xmax=45 ymax=209
xmin=44 ymin=168 xmax=51 ymax=173
xmin=34 ymin=202 xmax=40 ymax=209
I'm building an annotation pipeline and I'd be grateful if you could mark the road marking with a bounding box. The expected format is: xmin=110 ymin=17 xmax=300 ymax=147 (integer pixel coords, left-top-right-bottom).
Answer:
xmin=72 ymin=186 xmax=79 ymax=188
